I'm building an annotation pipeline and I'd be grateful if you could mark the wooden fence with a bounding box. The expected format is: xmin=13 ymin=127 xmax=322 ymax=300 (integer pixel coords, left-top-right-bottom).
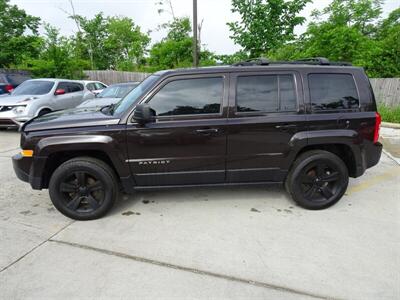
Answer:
xmin=83 ymin=70 xmax=150 ymax=85
xmin=370 ymin=78 xmax=400 ymax=107
xmin=84 ymin=71 xmax=400 ymax=107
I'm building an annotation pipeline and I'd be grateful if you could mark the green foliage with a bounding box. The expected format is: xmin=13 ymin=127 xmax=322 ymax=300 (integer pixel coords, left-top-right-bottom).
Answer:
xmin=267 ymin=0 xmax=400 ymax=78
xmin=25 ymin=24 xmax=90 ymax=79
xmin=378 ymin=104 xmax=400 ymax=123
xmin=0 ymin=0 xmax=41 ymax=67
xmin=227 ymin=0 xmax=311 ymax=57
xmin=104 ymin=17 xmax=150 ymax=70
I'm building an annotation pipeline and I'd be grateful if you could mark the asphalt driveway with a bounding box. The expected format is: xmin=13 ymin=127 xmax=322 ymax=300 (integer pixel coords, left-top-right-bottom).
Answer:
xmin=0 ymin=129 xmax=399 ymax=300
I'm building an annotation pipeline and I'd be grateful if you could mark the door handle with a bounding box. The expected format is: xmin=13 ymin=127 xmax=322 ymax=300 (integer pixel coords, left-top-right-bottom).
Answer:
xmin=195 ymin=128 xmax=219 ymax=135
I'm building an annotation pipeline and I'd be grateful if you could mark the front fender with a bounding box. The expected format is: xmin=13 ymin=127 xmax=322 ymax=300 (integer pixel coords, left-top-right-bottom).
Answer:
xmin=32 ymin=134 xmax=130 ymax=180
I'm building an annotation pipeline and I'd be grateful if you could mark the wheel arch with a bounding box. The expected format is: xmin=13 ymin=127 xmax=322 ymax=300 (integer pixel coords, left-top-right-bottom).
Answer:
xmin=32 ymin=135 xmax=132 ymax=189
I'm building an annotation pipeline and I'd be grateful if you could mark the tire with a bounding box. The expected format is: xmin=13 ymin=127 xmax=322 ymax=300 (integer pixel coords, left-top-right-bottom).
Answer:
xmin=38 ymin=109 xmax=51 ymax=117
xmin=49 ymin=157 xmax=118 ymax=220
xmin=285 ymin=150 xmax=349 ymax=210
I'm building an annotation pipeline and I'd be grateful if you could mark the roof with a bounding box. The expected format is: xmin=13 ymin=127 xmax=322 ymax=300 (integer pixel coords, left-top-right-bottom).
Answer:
xmin=154 ymin=64 xmax=362 ymax=77
xmin=154 ymin=58 xmax=362 ymax=77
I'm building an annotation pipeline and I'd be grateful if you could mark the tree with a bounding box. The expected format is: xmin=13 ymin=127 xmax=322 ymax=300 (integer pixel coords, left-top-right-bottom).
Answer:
xmin=26 ymin=24 xmax=89 ymax=78
xmin=73 ymin=13 xmax=109 ymax=69
xmin=0 ymin=0 xmax=41 ymax=67
xmin=148 ymin=18 xmax=193 ymax=70
xmin=104 ymin=17 xmax=150 ymax=70
xmin=227 ymin=0 xmax=311 ymax=57
xmin=311 ymin=0 xmax=383 ymax=36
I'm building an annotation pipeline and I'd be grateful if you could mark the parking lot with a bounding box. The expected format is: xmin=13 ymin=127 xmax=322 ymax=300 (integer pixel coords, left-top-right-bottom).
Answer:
xmin=0 ymin=129 xmax=399 ymax=300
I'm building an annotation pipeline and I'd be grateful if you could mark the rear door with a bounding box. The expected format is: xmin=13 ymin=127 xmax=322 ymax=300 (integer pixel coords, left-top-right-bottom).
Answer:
xmin=226 ymin=70 xmax=306 ymax=183
xmin=125 ymin=73 xmax=229 ymax=186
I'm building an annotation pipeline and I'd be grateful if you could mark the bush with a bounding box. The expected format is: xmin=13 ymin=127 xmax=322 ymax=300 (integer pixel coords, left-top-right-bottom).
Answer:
xmin=378 ymin=104 xmax=400 ymax=123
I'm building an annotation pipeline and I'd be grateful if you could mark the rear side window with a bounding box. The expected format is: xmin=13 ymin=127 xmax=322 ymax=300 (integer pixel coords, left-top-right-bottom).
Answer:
xmin=149 ymin=77 xmax=223 ymax=116
xmin=309 ymin=74 xmax=359 ymax=110
xmin=236 ymin=74 xmax=297 ymax=113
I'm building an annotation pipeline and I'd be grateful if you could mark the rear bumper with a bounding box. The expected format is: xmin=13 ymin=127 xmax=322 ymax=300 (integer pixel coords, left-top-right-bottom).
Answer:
xmin=366 ymin=142 xmax=383 ymax=169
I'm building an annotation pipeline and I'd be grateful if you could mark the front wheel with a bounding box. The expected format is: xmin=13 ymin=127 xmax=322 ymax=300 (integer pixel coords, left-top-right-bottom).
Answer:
xmin=49 ymin=157 xmax=118 ymax=220
xmin=286 ymin=150 xmax=349 ymax=210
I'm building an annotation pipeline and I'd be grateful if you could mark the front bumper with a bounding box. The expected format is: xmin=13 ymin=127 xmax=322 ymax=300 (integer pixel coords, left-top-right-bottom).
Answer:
xmin=0 ymin=110 xmax=30 ymax=128
xmin=12 ymin=153 xmax=42 ymax=189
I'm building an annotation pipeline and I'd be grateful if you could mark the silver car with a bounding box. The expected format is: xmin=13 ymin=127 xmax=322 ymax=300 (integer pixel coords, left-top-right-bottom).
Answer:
xmin=0 ymin=78 xmax=94 ymax=128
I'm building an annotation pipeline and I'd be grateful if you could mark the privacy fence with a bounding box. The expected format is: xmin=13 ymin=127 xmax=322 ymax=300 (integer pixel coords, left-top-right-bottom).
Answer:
xmin=84 ymin=71 xmax=400 ymax=107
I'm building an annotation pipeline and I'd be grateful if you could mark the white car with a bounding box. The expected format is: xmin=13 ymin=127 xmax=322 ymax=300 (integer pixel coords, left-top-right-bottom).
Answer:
xmin=0 ymin=78 xmax=95 ymax=128
xmin=82 ymin=80 xmax=108 ymax=97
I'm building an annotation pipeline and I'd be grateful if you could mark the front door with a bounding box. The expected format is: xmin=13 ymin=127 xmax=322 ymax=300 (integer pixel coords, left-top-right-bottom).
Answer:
xmin=126 ymin=74 xmax=229 ymax=187
xmin=226 ymin=71 xmax=307 ymax=183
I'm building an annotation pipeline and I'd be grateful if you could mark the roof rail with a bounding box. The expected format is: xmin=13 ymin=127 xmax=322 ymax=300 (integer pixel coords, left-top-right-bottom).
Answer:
xmin=294 ymin=57 xmax=331 ymax=65
xmin=232 ymin=57 xmax=352 ymax=67
xmin=232 ymin=58 xmax=270 ymax=66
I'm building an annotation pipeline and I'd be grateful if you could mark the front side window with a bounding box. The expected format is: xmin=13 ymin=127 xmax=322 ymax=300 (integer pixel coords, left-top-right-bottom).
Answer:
xmin=309 ymin=74 xmax=359 ymax=110
xmin=148 ymin=77 xmax=223 ymax=116
xmin=236 ymin=74 xmax=297 ymax=113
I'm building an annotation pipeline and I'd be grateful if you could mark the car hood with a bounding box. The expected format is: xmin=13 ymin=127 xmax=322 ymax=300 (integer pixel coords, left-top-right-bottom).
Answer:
xmin=78 ymin=97 xmax=121 ymax=108
xmin=0 ymin=95 xmax=41 ymax=105
xmin=23 ymin=107 xmax=120 ymax=132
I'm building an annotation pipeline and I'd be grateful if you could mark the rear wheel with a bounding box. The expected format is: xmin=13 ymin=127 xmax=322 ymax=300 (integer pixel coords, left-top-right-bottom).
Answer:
xmin=49 ymin=157 xmax=118 ymax=220
xmin=286 ymin=150 xmax=349 ymax=210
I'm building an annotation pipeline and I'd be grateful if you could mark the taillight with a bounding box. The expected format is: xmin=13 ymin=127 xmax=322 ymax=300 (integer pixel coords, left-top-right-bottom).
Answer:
xmin=5 ymin=84 xmax=13 ymax=93
xmin=373 ymin=112 xmax=381 ymax=143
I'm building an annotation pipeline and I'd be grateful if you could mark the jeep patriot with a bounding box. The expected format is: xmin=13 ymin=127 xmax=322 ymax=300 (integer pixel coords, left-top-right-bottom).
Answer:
xmin=12 ymin=58 xmax=383 ymax=220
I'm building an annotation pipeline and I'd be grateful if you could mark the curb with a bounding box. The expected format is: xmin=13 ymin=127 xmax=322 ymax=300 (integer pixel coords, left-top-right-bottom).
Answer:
xmin=382 ymin=122 xmax=400 ymax=129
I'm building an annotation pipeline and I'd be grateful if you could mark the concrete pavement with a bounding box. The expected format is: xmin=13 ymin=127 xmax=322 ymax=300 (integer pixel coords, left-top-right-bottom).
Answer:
xmin=0 ymin=129 xmax=399 ymax=300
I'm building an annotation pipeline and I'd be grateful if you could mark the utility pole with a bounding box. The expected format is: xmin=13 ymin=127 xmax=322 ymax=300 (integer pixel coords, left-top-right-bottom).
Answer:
xmin=193 ymin=0 xmax=199 ymax=67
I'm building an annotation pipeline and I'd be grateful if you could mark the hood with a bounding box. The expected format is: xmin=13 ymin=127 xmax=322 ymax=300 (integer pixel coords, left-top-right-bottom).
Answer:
xmin=0 ymin=95 xmax=40 ymax=106
xmin=23 ymin=107 xmax=120 ymax=132
xmin=78 ymin=97 xmax=121 ymax=108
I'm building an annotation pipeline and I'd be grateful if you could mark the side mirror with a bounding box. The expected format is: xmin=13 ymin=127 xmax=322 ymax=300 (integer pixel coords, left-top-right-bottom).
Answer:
xmin=133 ymin=104 xmax=155 ymax=125
xmin=55 ymin=89 xmax=66 ymax=95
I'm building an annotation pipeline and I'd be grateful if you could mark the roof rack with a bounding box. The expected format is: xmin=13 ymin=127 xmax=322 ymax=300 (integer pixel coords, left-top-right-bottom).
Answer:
xmin=232 ymin=57 xmax=352 ymax=67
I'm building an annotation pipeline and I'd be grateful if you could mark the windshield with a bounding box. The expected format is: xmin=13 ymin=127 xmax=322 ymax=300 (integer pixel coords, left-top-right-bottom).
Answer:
xmin=112 ymin=75 xmax=159 ymax=115
xmin=98 ymin=84 xmax=138 ymax=99
xmin=12 ymin=80 xmax=54 ymax=96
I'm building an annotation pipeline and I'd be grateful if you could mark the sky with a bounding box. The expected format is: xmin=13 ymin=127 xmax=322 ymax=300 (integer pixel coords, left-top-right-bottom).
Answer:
xmin=10 ymin=0 xmax=400 ymax=55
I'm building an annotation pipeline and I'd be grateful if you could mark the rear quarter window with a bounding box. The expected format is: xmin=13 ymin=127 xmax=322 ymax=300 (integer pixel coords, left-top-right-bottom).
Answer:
xmin=308 ymin=73 xmax=359 ymax=111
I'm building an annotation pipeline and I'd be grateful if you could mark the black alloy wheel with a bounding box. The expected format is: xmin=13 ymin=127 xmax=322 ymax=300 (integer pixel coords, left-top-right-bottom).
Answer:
xmin=49 ymin=157 xmax=118 ymax=220
xmin=286 ymin=150 xmax=349 ymax=209
xmin=59 ymin=171 xmax=105 ymax=213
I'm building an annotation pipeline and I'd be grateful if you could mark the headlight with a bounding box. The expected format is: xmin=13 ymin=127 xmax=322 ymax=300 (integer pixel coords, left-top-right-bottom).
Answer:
xmin=12 ymin=106 xmax=26 ymax=114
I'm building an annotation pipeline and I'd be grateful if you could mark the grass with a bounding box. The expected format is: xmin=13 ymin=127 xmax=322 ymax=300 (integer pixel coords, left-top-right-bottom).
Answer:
xmin=378 ymin=104 xmax=400 ymax=124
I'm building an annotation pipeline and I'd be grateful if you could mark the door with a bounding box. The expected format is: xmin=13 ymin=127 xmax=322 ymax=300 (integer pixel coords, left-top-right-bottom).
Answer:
xmin=54 ymin=82 xmax=84 ymax=109
xmin=226 ymin=71 xmax=307 ymax=183
xmin=126 ymin=74 xmax=229 ymax=187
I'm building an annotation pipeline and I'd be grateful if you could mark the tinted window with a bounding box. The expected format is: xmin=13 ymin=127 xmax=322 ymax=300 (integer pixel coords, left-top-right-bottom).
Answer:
xmin=113 ymin=75 xmax=159 ymax=115
xmin=236 ymin=75 xmax=297 ymax=112
xmin=95 ymin=82 xmax=106 ymax=90
xmin=280 ymin=75 xmax=297 ymax=111
xmin=12 ymin=80 xmax=54 ymax=96
xmin=86 ymin=83 xmax=96 ymax=91
xmin=69 ymin=83 xmax=83 ymax=92
xmin=149 ymin=77 xmax=223 ymax=116
xmin=309 ymin=74 xmax=359 ymax=110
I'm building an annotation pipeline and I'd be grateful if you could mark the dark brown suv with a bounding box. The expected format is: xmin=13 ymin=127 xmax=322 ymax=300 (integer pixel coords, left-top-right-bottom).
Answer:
xmin=12 ymin=58 xmax=383 ymax=220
